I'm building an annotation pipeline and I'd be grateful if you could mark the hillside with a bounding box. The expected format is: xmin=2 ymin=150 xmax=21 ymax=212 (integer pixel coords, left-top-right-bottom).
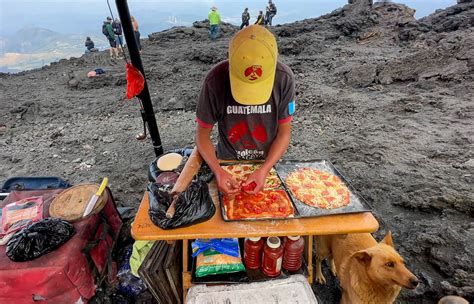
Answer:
xmin=0 ymin=0 xmax=473 ymax=302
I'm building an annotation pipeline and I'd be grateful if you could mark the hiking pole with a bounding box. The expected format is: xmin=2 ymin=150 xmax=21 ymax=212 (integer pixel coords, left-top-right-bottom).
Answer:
xmin=114 ymin=0 xmax=164 ymax=157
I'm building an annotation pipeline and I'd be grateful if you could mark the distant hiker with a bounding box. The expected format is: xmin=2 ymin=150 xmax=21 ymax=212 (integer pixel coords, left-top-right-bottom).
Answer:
xmin=265 ymin=0 xmax=277 ymax=26
xmin=84 ymin=37 xmax=98 ymax=53
xmin=102 ymin=17 xmax=120 ymax=59
xmin=131 ymin=16 xmax=142 ymax=51
xmin=208 ymin=6 xmax=221 ymax=41
xmin=112 ymin=18 xmax=124 ymax=56
xmin=240 ymin=8 xmax=250 ymax=29
xmin=255 ymin=11 xmax=265 ymax=25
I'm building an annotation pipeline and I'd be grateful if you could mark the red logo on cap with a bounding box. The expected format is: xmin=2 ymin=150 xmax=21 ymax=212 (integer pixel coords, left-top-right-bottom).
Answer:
xmin=244 ymin=65 xmax=263 ymax=81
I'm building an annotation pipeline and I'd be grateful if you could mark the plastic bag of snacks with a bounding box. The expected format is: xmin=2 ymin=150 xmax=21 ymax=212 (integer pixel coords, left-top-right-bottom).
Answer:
xmin=193 ymin=238 xmax=245 ymax=277
xmin=192 ymin=238 xmax=240 ymax=258
xmin=1 ymin=196 xmax=44 ymax=244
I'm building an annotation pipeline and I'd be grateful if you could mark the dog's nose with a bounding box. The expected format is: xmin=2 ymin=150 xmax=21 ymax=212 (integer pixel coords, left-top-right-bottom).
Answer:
xmin=410 ymin=278 xmax=420 ymax=288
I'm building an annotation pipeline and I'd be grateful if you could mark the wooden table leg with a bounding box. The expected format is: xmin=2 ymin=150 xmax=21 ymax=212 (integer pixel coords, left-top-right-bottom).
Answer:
xmin=182 ymin=239 xmax=191 ymax=303
xmin=307 ymin=235 xmax=314 ymax=284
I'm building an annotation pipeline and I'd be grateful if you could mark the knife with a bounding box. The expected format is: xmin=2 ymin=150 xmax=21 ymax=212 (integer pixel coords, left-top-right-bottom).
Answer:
xmin=83 ymin=177 xmax=108 ymax=217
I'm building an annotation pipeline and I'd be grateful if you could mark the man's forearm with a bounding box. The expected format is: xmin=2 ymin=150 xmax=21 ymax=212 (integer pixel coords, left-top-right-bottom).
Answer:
xmin=261 ymin=123 xmax=291 ymax=173
xmin=195 ymin=127 xmax=222 ymax=174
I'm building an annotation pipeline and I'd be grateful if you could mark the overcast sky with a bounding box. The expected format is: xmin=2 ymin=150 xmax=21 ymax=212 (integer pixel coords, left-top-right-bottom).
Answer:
xmin=0 ymin=0 xmax=457 ymax=36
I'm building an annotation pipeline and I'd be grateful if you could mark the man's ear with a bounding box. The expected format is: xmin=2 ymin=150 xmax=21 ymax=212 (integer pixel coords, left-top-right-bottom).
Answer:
xmin=352 ymin=250 xmax=372 ymax=265
xmin=380 ymin=231 xmax=394 ymax=247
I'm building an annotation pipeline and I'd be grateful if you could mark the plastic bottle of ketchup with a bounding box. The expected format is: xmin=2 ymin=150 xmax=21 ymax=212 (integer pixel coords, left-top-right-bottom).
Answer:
xmin=262 ymin=236 xmax=284 ymax=277
xmin=244 ymin=237 xmax=264 ymax=270
xmin=282 ymin=236 xmax=305 ymax=272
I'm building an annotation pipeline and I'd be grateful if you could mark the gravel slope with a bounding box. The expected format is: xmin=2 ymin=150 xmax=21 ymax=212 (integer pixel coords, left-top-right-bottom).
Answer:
xmin=0 ymin=1 xmax=472 ymax=302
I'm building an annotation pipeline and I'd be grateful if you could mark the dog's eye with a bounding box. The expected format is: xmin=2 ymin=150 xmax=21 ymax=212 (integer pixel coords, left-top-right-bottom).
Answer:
xmin=385 ymin=262 xmax=394 ymax=268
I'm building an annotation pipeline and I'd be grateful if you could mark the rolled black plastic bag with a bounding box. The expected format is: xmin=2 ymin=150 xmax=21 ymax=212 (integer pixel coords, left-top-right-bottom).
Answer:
xmin=6 ymin=218 xmax=75 ymax=262
xmin=148 ymin=179 xmax=215 ymax=229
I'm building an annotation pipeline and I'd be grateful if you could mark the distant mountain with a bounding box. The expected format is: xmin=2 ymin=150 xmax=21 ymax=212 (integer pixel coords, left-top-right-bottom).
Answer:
xmin=1 ymin=27 xmax=98 ymax=54
xmin=0 ymin=27 xmax=109 ymax=72
xmin=0 ymin=66 xmax=21 ymax=73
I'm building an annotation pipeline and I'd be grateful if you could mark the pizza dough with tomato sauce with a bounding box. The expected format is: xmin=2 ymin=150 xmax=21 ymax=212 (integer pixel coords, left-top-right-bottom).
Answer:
xmin=285 ymin=168 xmax=350 ymax=209
xmin=223 ymin=190 xmax=294 ymax=220
xmin=222 ymin=164 xmax=280 ymax=189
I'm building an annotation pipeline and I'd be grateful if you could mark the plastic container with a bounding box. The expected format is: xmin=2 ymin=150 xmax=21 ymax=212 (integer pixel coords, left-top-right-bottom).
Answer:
xmin=244 ymin=237 xmax=264 ymax=270
xmin=282 ymin=236 xmax=305 ymax=272
xmin=261 ymin=237 xmax=283 ymax=277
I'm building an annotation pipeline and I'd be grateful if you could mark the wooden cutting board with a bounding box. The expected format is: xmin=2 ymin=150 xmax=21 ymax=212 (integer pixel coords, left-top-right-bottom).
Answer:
xmin=49 ymin=183 xmax=108 ymax=222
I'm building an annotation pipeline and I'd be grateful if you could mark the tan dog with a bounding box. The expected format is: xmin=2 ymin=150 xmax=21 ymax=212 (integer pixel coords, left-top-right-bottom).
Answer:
xmin=316 ymin=232 xmax=419 ymax=304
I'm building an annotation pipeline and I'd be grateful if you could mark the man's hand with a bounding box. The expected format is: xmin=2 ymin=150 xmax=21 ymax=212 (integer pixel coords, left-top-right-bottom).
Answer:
xmin=242 ymin=168 xmax=268 ymax=194
xmin=215 ymin=168 xmax=240 ymax=195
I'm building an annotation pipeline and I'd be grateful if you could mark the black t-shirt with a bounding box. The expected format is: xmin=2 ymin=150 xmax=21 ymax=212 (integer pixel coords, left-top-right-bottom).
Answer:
xmin=196 ymin=60 xmax=295 ymax=160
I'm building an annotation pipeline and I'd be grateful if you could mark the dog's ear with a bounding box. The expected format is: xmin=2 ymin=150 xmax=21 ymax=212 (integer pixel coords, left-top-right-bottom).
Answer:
xmin=353 ymin=250 xmax=372 ymax=265
xmin=380 ymin=231 xmax=394 ymax=247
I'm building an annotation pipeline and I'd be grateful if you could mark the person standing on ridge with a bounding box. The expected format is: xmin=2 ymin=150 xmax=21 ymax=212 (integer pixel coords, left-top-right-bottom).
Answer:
xmin=265 ymin=0 xmax=277 ymax=26
xmin=195 ymin=25 xmax=296 ymax=195
xmin=208 ymin=6 xmax=221 ymax=41
xmin=112 ymin=18 xmax=124 ymax=57
xmin=131 ymin=16 xmax=142 ymax=52
xmin=102 ymin=17 xmax=119 ymax=59
xmin=240 ymin=8 xmax=250 ymax=29
xmin=84 ymin=37 xmax=98 ymax=53
xmin=255 ymin=10 xmax=265 ymax=25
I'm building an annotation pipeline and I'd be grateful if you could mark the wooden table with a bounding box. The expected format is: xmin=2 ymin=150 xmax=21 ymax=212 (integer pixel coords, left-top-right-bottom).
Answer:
xmin=132 ymin=181 xmax=379 ymax=300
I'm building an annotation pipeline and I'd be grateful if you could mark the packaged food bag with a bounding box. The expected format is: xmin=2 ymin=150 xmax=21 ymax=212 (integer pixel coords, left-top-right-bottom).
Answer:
xmin=1 ymin=196 xmax=44 ymax=242
xmin=192 ymin=238 xmax=240 ymax=258
xmin=193 ymin=238 xmax=245 ymax=277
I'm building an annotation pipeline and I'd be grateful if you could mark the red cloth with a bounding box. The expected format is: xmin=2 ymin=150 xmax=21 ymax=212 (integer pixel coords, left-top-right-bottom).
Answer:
xmin=0 ymin=188 xmax=122 ymax=303
xmin=126 ymin=63 xmax=145 ymax=99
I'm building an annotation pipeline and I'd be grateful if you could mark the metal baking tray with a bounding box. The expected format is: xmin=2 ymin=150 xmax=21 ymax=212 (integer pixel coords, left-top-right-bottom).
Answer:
xmin=275 ymin=160 xmax=371 ymax=218
xmin=218 ymin=161 xmax=298 ymax=222
xmin=218 ymin=191 xmax=299 ymax=222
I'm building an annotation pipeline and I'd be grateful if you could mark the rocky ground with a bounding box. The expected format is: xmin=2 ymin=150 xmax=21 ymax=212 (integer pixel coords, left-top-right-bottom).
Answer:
xmin=0 ymin=0 xmax=473 ymax=303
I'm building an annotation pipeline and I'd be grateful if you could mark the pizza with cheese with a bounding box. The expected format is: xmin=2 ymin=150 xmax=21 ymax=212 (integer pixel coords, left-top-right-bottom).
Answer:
xmin=222 ymin=164 xmax=281 ymax=189
xmin=285 ymin=168 xmax=350 ymax=209
xmin=222 ymin=190 xmax=294 ymax=220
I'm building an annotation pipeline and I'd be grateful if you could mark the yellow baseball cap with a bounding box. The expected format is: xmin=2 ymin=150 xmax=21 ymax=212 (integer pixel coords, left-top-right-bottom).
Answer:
xmin=229 ymin=25 xmax=278 ymax=105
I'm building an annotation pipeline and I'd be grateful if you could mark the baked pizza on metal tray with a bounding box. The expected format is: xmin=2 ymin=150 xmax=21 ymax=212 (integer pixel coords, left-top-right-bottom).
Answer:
xmin=285 ymin=168 xmax=350 ymax=209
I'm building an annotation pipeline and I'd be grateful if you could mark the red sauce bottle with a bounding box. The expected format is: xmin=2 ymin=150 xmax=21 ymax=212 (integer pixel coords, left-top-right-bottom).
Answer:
xmin=282 ymin=236 xmax=305 ymax=272
xmin=244 ymin=237 xmax=264 ymax=270
xmin=262 ymin=236 xmax=283 ymax=277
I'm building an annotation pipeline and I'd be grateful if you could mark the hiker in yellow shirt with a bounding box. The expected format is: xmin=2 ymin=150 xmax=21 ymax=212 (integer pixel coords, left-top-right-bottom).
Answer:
xmin=208 ymin=6 xmax=221 ymax=41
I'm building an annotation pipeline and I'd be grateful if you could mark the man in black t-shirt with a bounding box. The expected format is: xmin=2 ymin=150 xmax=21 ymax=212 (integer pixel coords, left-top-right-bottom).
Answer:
xmin=195 ymin=25 xmax=295 ymax=195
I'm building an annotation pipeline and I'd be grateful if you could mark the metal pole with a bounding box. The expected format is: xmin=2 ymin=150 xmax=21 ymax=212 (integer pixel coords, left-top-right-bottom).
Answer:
xmin=115 ymin=0 xmax=164 ymax=156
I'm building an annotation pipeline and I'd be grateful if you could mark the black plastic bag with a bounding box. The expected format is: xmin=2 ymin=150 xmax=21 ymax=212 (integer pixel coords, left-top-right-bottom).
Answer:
xmin=148 ymin=148 xmax=214 ymax=184
xmin=6 ymin=218 xmax=75 ymax=262
xmin=148 ymin=179 xmax=215 ymax=229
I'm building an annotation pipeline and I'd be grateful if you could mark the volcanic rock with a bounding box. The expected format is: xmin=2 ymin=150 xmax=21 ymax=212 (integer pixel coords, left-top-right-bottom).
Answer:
xmin=0 ymin=1 xmax=473 ymax=302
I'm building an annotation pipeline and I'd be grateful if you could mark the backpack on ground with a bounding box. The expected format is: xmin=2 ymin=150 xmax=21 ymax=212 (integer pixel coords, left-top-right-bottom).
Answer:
xmin=102 ymin=24 xmax=109 ymax=37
